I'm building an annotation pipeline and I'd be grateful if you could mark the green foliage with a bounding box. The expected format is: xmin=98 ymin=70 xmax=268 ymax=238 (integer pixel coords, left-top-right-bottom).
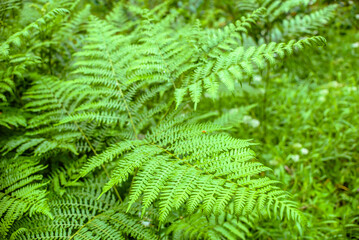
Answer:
xmin=85 ymin=118 xmax=302 ymax=223
xmin=0 ymin=156 xmax=51 ymax=238
xmin=1 ymin=0 xmax=354 ymax=239
xmin=167 ymin=209 xmax=257 ymax=240
xmin=9 ymin=178 xmax=157 ymax=240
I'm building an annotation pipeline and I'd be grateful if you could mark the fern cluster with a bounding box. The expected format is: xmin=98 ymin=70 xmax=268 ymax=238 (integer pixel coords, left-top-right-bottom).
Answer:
xmin=0 ymin=0 xmax=336 ymax=239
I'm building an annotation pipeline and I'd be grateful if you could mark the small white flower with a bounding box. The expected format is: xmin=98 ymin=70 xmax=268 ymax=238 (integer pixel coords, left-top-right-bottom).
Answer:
xmin=346 ymin=86 xmax=357 ymax=92
xmin=253 ymin=75 xmax=262 ymax=83
xmin=328 ymin=81 xmax=342 ymax=88
xmin=318 ymin=96 xmax=326 ymax=102
xmin=243 ymin=115 xmax=252 ymax=124
xmin=204 ymin=93 xmax=212 ymax=98
xmin=290 ymin=154 xmax=300 ymax=162
xmin=141 ymin=221 xmax=151 ymax=227
xmin=356 ymin=14 xmax=359 ymax=20
xmin=319 ymin=89 xmax=329 ymax=96
xmin=269 ymin=160 xmax=278 ymax=165
xmin=243 ymin=116 xmax=260 ymax=128
xmin=250 ymin=119 xmax=260 ymax=128
xmin=229 ymin=108 xmax=238 ymax=114
xmin=349 ymin=0 xmax=353 ymax=4
xmin=352 ymin=42 xmax=359 ymax=48
xmin=300 ymin=148 xmax=309 ymax=155
xmin=293 ymin=143 xmax=302 ymax=149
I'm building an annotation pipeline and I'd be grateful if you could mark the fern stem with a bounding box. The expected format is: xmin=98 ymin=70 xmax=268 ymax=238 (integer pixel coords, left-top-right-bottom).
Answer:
xmin=101 ymin=32 xmax=138 ymax=140
xmin=68 ymin=213 xmax=105 ymax=240
xmin=73 ymin=122 xmax=122 ymax=202
xmin=118 ymin=86 xmax=138 ymax=139
xmin=69 ymin=212 xmax=151 ymax=240
xmin=150 ymin=141 xmax=280 ymax=197
xmin=261 ymin=64 xmax=270 ymax=140
xmin=158 ymin=100 xmax=174 ymax=125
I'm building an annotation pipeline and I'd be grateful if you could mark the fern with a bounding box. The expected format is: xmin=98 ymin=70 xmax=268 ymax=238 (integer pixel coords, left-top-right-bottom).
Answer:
xmin=9 ymin=179 xmax=157 ymax=240
xmin=0 ymin=7 xmax=68 ymax=103
xmin=0 ymin=0 xmax=339 ymax=239
xmin=2 ymin=76 xmax=83 ymax=156
xmin=55 ymin=16 xmax=173 ymax=141
xmin=0 ymin=156 xmax=51 ymax=238
xmin=0 ymin=104 xmax=26 ymax=129
xmin=77 ymin=115 xmax=303 ymax=223
xmin=0 ymin=0 xmax=21 ymax=14
xmin=0 ymin=8 xmax=68 ymax=57
xmin=167 ymin=208 xmax=257 ymax=240
xmin=271 ymin=4 xmax=337 ymax=41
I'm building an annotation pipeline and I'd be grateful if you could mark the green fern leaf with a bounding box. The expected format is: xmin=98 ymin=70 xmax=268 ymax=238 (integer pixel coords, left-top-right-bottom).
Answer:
xmin=0 ymin=156 xmax=51 ymax=238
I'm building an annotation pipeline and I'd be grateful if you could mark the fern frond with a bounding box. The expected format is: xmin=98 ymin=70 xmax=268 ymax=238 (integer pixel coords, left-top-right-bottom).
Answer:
xmin=0 ymin=8 xmax=69 ymax=57
xmin=0 ymin=0 xmax=21 ymax=14
xmin=237 ymin=0 xmax=260 ymax=12
xmin=79 ymin=115 xmax=303 ymax=223
xmin=200 ymin=7 xmax=266 ymax=55
xmin=78 ymin=140 xmax=144 ymax=179
xmin=1 ymin=76 xmax=89 ymax=156
xmin=272 ymin=4 xmax=337 ymax=41
xmin=106 ymin=2 xmax=138 ymax=32
xmin=53 ymin=4 xmax=91 ymax=44
xmin=266 ymin=0 xmax=312 ymax=22
xmin=0 ymin=105 xmax=26 ymax=128
xmin=0 ymin=156 xmax=51 ymax=238
xmin=178 ymin=36 xmax=326 ymax=106
xmin=0 ymin=7 xmax=69 ymax=102
xmin=66 ymin=17 xmax=139 ymax=136
xmin=168 ymin=209 xmax=257 ymax=240
xmin=59 ymin=17 xmax=172 ymax=141
xmin=9 ymin=179 xmax=158 ymax=240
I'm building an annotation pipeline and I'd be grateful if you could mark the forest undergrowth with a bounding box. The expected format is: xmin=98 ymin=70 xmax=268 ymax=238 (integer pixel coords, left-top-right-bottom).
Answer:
xmin=0 ymin=0 xmax=358 ymax=239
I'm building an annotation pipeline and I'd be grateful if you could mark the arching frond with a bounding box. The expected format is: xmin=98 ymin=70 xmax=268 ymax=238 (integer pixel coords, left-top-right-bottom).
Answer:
xmin=53 ymin=4 xmax=91 ymax=44
xmin=272 ymin=4 xmax=337 ymax=41
xmin=79 ymin=116 xmax=303 ymax=223
xmin=177 ymin=36 xmax=326 ymax=107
